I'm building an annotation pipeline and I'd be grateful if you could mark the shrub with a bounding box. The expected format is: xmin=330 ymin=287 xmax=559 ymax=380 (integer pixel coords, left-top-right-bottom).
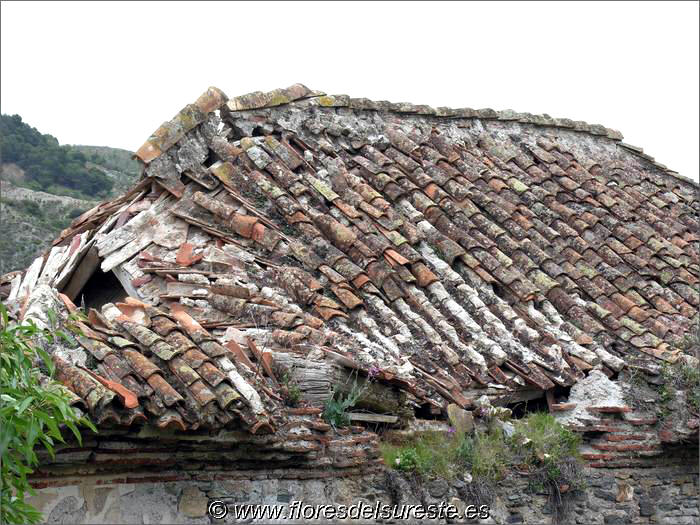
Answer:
xmin=456 ymin=427 xmax=512 ymax=481
xmin=657 ymin=361 xmax=700 ymax=417
xmin=381 ymin=431 xmax=464 ymax=479
xmin=0 ymin=305 xmax=96 ymax=524
xmin=511 ymin=413 xmax=581 ymax=467
xmin=511 ymin=413 xmax=584 ymax=523
xmin=395 ymin=448 xmax=419 ymax=472
xmin=67 ymin=207 xmax=85 ymax=219
xmin=382 ymin=411 xmax=585 ymax=522
xmin=322 ymin=376 xmax=365 ymax=428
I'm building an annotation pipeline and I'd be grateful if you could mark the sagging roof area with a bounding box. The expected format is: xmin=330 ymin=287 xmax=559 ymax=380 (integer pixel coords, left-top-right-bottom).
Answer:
xmin=2 ymin=84 xmax=698 ymax=469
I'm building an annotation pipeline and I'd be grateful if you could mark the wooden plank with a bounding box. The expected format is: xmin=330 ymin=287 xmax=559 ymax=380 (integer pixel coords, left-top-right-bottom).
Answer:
xmin=95 ymin=193 xmax=171 ymax=258
xmin=145 ymin=268 xmax=216 ymax=276
xmin=112 ymin=265 xmax=143 ymax=300
xmin=89 ymin=195 xmax=139 ymax=245
xmin=270 ymin=351 xmax=338 ymax=406
xmin=55 ymin=232 xmax=91 ymax=290
xmin=347 ymin=413 xmax=398 ymax=424
xmin=38 ymin=246 xmax=69 ymax=286
xmin=17 ymin=256 xmax=45 ymax=299
xmin=63 ymin=246 xmax=101 ymax=301
xmin=8 ymin=273 xmax=22 ymax=301
xmin=101 ymin=234 xmax=154 ymax=272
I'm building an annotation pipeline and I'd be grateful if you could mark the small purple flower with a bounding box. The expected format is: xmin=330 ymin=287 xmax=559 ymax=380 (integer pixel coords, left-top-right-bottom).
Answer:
xmin=368 ymin=366 xmax=380 ymax=379
xmin=447 ymin=426 xmax=456 ymax=437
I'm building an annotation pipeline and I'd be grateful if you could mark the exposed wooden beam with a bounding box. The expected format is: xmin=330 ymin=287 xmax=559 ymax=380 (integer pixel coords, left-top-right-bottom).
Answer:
xmin=347 ymin=413 xmax=398 ymax=424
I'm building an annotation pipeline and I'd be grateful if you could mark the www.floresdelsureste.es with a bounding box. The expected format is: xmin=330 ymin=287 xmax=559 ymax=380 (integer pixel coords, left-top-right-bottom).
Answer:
xmin=207 ymin=499 xmax=491 ymax=521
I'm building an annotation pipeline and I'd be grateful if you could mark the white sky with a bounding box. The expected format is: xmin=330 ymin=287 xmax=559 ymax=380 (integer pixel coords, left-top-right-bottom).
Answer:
xmin=1 ymin=1 xmax=698 ymax=182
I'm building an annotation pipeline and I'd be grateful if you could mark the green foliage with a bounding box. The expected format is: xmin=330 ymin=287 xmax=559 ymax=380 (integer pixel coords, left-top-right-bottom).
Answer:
xmin=382 ymin=431 xmax=464 ymax=479
xmin=1 ymin=198 xmax=84 ymax=232
xmin=511 ymin=413 xmax=584 ymax=496
xmin=395 ymin=448 xmax=419 ymax=472
xmin=0 ymin=114 xmax=114 ymax=199
xmin=658 ymin=360 xmax=700 ymax=416
xmin=382 ymin=412 xmax=584 ymax=494
xmin=280 ymin=368 xmax=302 ymax=407
xmin=511 ymin=413 xmax=581 ymax=469
xmin=457 ymin=427 xmax=512 ymax=481
xmin=679 ymin=364 xmax=700 ymax=411
xmin=509 ymin=413 xmax=584 ymax=524
xmin=0 ymin=304 xmax=96 ymax=524
xmin=70 ymin=145 xmax=140 ymax=177
xmin=322 ymin=374 xmax=366 ymax=428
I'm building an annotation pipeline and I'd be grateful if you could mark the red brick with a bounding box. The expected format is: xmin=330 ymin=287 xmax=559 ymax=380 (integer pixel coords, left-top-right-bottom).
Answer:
xmin=551 ymin=402 xmax=577 ymax=411
xmin=287 ymin=407 xmax=323 ymax=415
xmin=592 ymin=443 xmax=660 ymax=452
xmin=587 ymin=406 xmax=632 ymax=414
xmin=125 ymin=474 xmax=187 ymax=484
xmin=626 ymin=417 xmax=658 ymax=425
xmin=605 ymin=433 xmax=649 ymax=442
xmin=95 ymin=477 xmax=128 ymax=486
xmin=570 ymin=425 xmax=624 ymax=433
xmin=658 ymin=428 xmax=676 ymax=442
xmin=581 ymin=453 xmax=615 ymax=460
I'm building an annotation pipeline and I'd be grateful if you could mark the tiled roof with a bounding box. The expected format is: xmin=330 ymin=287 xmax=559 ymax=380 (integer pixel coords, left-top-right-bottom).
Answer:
xmin=3 ymin=84 xmax=698 ymax=456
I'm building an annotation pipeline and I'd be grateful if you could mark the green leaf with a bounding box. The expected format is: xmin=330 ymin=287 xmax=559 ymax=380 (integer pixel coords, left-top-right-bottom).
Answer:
xmin=35 ymin=347 xmax=54 ymax=376
xmin=0 ymin=311 xmax=96 ymax=524
xmin=47 ymin=309 xmax=57 ymax=329
xmin=16 ymin=396 xmax=34 ymax=415
xmin=26 ymin=420 xmax=39 ymax=452
xmin=0 ymin=303 xmax=8 ymax=327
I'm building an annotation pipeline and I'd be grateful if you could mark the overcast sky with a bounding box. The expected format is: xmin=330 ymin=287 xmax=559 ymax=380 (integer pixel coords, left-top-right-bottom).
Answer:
xmin=1 ymin=1 xmax=698 ymax=182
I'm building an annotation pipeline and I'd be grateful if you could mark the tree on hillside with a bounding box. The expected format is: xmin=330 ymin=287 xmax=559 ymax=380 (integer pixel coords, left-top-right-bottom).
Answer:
xmin=0 ymin=114 xmax=114 ymax=198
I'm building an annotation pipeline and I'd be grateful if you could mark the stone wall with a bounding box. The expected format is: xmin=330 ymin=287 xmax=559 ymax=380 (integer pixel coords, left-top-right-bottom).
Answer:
xmin=29 ymin=461 xmax=698 ymax=524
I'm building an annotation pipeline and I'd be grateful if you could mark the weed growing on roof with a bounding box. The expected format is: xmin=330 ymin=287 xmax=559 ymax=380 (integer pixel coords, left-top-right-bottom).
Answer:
xmin=380 ymin=427 xmax=512 ymax=482
xmin=657 ymin=361 xmax=700 ymax=415
xmin=279 ymin=367 xmax=302 ymax=407
xmin=627 ymin=365 xmax=648 ymax=388
xmin=323 ymin=372 xmax=367 ymax=428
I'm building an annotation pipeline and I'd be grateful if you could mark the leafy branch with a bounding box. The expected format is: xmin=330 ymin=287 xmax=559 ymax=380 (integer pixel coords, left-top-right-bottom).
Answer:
xmin=0 ymin=304 xmax=96 ymax=524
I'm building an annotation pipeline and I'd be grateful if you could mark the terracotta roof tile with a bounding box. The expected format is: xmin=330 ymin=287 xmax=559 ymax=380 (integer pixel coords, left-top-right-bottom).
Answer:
xmin=13 ymin=84 xmax=699 ymax=453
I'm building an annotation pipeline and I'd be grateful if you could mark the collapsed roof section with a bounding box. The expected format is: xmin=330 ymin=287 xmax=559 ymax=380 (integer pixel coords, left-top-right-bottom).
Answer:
xmin=2 ymin=84 xmax=698 ymax=462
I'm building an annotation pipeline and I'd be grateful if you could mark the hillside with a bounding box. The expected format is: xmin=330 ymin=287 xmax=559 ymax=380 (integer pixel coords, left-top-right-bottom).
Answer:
xmin=72 ymin=145 xmax=141 ymax=195
xmin=0 ymin=180 xmax=96 ymax=273
xmin=0 ymin=115 xmax=139 ymax=273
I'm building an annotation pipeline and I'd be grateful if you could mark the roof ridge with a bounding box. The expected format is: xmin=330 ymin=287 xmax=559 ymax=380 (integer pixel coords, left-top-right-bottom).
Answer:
xmin=135 ymin=83 xmax=694 ymax=186
xmin=305 ymin=93 xmax=694 ymax=186
xmin=221 ymin=84 xmax=626 ymax=142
